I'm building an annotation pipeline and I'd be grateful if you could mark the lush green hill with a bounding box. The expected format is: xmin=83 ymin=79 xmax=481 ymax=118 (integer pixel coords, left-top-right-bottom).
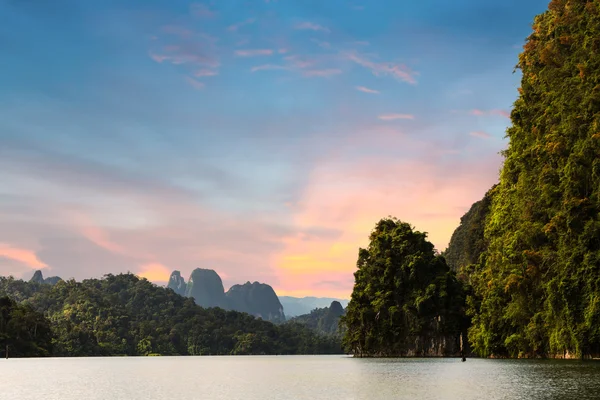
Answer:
xmin=444 ymin=185 xmax=496 ymax=275
xmin=466 ymin=0 xmax=600 ymax=359
xmin=341 ymin=218 xmax=468 ymax=357
xmin=288 ymin=301 xmax=345 ymax=336
xmin=0 ymin=296 xmax=53 ymax=358
xmin=0 ymin=273 xmax=342 ymax=357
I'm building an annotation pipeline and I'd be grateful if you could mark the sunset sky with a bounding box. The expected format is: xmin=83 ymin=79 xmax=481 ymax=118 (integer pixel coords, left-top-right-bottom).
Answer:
xmin=0 ymin=0 xmax=549 ymax=298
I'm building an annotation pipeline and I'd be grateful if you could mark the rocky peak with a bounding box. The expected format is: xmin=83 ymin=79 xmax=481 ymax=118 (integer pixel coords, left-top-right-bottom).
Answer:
xmin=184 ymin=268 xmax=226 ymax=308
xmin=225 ymin=281 xmax=285 ymax=323
xmin=167 ymin=270 xmax=186 ymax=296
xmin=30 ymin=270 xmax=45 ymax=284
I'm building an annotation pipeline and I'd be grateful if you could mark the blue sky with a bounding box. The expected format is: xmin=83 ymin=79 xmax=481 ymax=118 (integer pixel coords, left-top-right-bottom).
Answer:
xmin=0 ymin=0 xmax=550 ymax=297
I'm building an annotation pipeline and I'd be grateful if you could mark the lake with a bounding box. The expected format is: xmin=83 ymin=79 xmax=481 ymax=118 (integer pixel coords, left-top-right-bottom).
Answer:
xmin=1 ymin=356 xmax=599 ymax=399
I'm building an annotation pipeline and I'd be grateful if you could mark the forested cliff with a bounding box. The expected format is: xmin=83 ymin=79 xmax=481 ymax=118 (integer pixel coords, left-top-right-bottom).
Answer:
xmin=0 ymin=274 xmax=341 ymax=357
xmin=465 ymin=0 xmax=600 ymax=359
xmin=342 ymin=0 xmax=600 ymax=359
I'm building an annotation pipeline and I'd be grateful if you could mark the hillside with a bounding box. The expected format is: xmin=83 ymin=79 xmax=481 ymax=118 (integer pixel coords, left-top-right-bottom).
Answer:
xmin=453 ymin=0 xmax=600 ymax=359
xmin=279 ymin=296 xmax=349 ymax=318
xmin=288 ymin=301 xmax=345 ymax=336
xmin=0 ymin=273 xmax=342 ymax=357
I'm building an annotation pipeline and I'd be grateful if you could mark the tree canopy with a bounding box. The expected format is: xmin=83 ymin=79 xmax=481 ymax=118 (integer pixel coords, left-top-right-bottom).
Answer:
xmin=0 ymin=274 xmax=341 ymax=357
xmin=467 ymin=0 xmax=600 ymax=358
xmin=341 ymin=218 xmax=467 ymax=357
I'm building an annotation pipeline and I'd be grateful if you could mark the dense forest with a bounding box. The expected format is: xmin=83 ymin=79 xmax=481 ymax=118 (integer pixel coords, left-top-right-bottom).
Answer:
xmin=465 ymin=0 xmax=600 ymax=359
xmin=341 ymin=218 xmax=468 ymax=357
xmin=287 ymin=301 xmax=345 ymax=337
xmin=342 ymin=0 xmax=600 ymax=359
xmin=0 ymin=274 xmax=341 ymax=357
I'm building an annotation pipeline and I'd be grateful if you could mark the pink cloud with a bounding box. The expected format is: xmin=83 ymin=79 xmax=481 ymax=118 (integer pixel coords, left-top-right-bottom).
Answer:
xmin=190 ymin=3 xmax=215 ymax=18
xmin=185 ymin=77 xmax=205 ymax=90
xmin=138 ymin=262 xmax=171 ymax=283
xmin=470 ymin=131 xmax=492 ymax=139
xmin=0 ymin=243 xmax=47 ymax=270
xmin=285 ymin=55 xmax=317 ymax=69
xmin=311 ymin=39 xmax=331 ymax=49
xmin=161 ymin=25 xmax=193 ymax=38
xmin=378 ymin=113 xmax=414 ymax=120
xmin=303 ymin=69 xmax=342 ymax=77
xmin=195 ymin=69 xmax=218 ymax=77
xmin=356 ymin=86 xmax=379 ymax=94
xmin=227 ymin=18 xmax=256 ymax=32
xmin=345 ymin=52 xmax=417 ymax=85
xmin=295 ymin=22 xmax=330 ymax=33
xmin=149 ymin=45 xmax=220 ymax=68
xmin=270 ymin=127 xmax=502 ymax=296
xmin=251 ymin=64 xmax=288 ymax=72
xmin=235 ymin=49 xmax=274 ymax=57
xmin=470 ymin=109 xmax=510 ymax=118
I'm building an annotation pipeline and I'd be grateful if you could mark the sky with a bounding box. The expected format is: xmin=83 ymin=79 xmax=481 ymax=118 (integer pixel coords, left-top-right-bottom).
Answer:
xmin=0 ymin=0 xmax=550 ymax=298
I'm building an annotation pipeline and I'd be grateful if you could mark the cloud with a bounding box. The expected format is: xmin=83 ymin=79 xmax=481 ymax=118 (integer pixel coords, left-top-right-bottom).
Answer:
xmin=378 ymin=113 xmax=415 ymax=120
xmin=138 ymin=263 xmax=172 ymax=283
xmin=285 ymin=55 xmax=317 ymax=69
xmin=311 ymin=39 xmax=331 ymax=49
xmin=470 ymin=131 xmax=492 ymax=139
xmin=295 ymin=22 xmax=330 ymax=33
xmin=149 ymin=45 xmax=220 ymax=68
xmin=186 ymin=77 xmax=205 ymax=90
xmin=470 ymin=109 xmax=510 ymax=118
xmin=303 ymin=69 xmax=342 ymax=77
xmin=345 ymin=52 xmax=417 ymax=85
xmin=251 ymin=64 xmax=288 ymax=72
xmin=235 ymin=49 xmax=274 ymax=57
xmin=356 ymin=86 xmax=379 ymax=94
xmin=271 ymin=124 xmax=502 ymax=296
xmin=190 ymin=3 xmax=215 ymax=18
xmin=194 ymin=69 xmax=218 ymax=77
xmin=0 ymin=243 xmax=47 ymax=270
xmin=227 ymin=18 xmax=256 ymax=32
xmin=161 ymin=25 xmax=193 ymax=38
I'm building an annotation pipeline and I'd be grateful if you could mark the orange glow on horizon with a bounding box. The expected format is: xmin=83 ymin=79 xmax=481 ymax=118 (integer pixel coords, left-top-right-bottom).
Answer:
xmin=0 ymin=243 xmax=48 ymax=270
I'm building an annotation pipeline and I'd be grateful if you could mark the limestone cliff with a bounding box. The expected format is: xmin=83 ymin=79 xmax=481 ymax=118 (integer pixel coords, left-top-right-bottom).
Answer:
xmin=29 ymin=270 xmax=62 ymax=285
xmin=184 ymin=268 xmax=226 ymax=308
xmin=167 ymin=270 xmax=186 ymax=296
xmin=225 ymin=281 xmax=285 ymax=323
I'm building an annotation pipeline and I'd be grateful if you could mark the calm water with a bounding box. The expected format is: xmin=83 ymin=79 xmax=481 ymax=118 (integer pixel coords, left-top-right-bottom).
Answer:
xmin=1 ymin=356 xmax=599 ymax=400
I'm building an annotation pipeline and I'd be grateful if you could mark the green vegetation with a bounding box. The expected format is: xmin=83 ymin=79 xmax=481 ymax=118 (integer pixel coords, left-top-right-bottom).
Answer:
xmin=0 ymin=296 xmax=53 ymax=358
xmin=443 ymin=185 xmax=496 ymax=275
xmin=0 ymin=274 xmax=341 ymax=357
xmin=287 ymin=301 xmax=345 ymax=337
xmin=341 ymin=218 xmax=467 ymax=357
xmin=341 ymin=0 xmax=600 ymax=360
xmin=465 ymin=0 xmax=600 ymax=359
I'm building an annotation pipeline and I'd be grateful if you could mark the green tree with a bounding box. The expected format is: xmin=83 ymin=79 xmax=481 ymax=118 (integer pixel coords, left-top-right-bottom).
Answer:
xmin=341 ymin=217 xmax=466 ymax=357
xmin=468 ymin=0 xmax=600 ymax=359
xmin=0 ymin=296 xmax=53 ymax=358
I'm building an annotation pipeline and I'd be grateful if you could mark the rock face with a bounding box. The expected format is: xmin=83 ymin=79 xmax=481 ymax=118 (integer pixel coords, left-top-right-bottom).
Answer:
xmin=279 ymin=296 xmax=349 ymax=317
xmin=184 ymin=268 xmax=227 ymax=308
xmin=289 ymin=300 xmax=345 ymax=335
xmin=30 ymin=270 xmax=44 ymax=284
xmin=167 ymin=271 xmax=186 ymax=296
xmin=226 ymin=281 xmax=286 ymax=323
xmin=29 ymin=270 xmax=62 ymax=285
